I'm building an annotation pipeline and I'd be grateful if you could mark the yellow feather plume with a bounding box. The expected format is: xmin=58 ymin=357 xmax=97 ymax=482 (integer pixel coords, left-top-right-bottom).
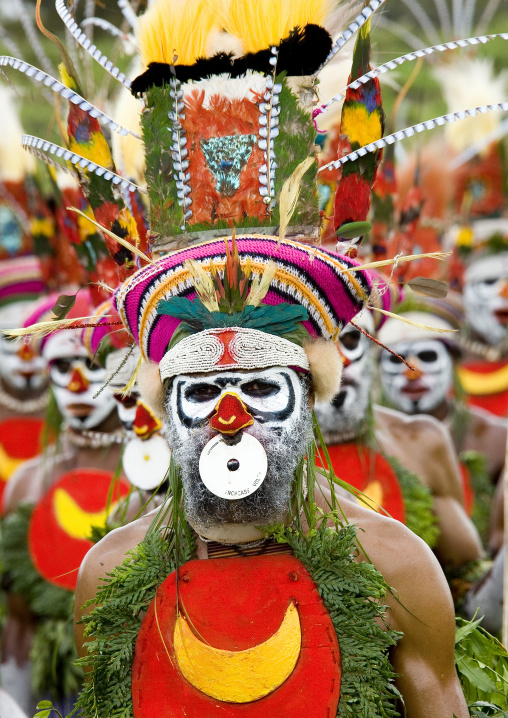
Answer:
xmin=2 ymin=316 xmax=107 ymax=339
xmin=67 ymin=208 xmax=154 ymax=266
xmin=185 ymin=259 xmax=220 ymax=312
xmin=370 ymin=308 xmax=458 ymax=334
xmin=246 ymin=261 xmax=277 ymax=307
xmin=216 ymin=0 xmax=334 ymax=54
xmin=335 ymin=252 xmax=452 ymax=275
xmin=137 ymin=0 xmax=219 ymax=67
xmin=278 ymin=155 xmax=315 ymax=243
xmin=120 ymin=354 xmax=143 ymax=397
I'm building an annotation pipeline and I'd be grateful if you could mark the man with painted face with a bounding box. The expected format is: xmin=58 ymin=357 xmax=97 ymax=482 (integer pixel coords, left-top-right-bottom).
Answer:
xmin=72 ymin=237 xmax=469 ymax=718
xmin=459 ymin=248 xmax=508 ymax=419
xmin=315 ymin=309 xmax=483 ymax=571
xmin=378 ymin=296 xmax=506 ymax=548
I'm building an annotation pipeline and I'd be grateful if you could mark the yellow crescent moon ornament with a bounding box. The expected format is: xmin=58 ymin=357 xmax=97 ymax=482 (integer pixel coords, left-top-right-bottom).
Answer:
xmin=174 ymin=602 xmax=301 ymax=703
xmin=132 ymin=555 xmax=342 ymax=716
xmin=53 ymin=488 xmax=119 ymax=540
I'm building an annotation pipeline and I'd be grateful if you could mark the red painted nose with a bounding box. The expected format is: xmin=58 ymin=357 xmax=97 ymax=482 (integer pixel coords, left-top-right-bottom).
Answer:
xmin=209 ymin=392 xmax=254 ymax=436
xmin=404 ymin=362 xmax=423 ymax=381
xmin=133 ymin=401 xmax=162 ymax=440
xmin=17 ymin=342 xmax=35 ymax=362
xmin=67 ymin=366 xmax=89 ymax=393
xmin=337 ymin=346 xmax=351 ymax=368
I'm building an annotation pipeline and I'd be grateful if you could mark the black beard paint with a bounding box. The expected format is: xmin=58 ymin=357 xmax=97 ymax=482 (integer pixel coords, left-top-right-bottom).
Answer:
xmin=164 ymin=381 xmax=313 ymax=535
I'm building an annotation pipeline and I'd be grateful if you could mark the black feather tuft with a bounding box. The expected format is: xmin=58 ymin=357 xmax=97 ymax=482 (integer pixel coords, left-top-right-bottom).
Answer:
xmin=131 ymin=24 xmax=332 ymax=95
xmin=278 ymin=25 xmax=332 ymax=76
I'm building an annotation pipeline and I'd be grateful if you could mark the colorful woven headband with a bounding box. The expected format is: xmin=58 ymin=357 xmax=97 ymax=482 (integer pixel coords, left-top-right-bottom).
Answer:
xmin=115 ymin=235 xmax=373 ymax=365
xmin=0 ymin=256 xmax=45 ymax=308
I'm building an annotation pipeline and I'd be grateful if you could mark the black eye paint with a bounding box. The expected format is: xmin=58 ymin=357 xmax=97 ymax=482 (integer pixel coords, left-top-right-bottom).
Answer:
xmin=246 ymin=372 xmax=296 ymax=423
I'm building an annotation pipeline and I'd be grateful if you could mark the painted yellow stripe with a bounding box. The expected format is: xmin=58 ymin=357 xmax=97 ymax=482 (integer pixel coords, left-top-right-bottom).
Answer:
xmin=174 ymin=602 xmax=301 ymax=703
xmin=0 ymin=444 xmax=24 ymax=482
xmin=458 ymin=364 xmax=508 ymax=396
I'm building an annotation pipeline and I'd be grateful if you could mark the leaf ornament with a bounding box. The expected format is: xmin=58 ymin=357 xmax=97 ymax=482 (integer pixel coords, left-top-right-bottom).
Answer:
xmin=407 ymin=276 xmax=449 ymax=299
xmin=51 ymin=293 xmax=77 ymax=320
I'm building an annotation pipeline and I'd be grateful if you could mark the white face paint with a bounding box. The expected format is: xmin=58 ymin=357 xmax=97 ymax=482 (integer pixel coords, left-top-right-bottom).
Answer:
xmin=463 ymin=253 xmax=508 ymax=347
xmin=0 ymin=300 xmax=48 ymax=393
xmin=0 ymin=335 xmax=48 ymax=393
xmin=45 ymin=330 xmax=115 ymax=430
xmin=168 ymin=367 xmax=305 ymax=445
xmin=111 ymin=391 xmax=139 ymax=430
xmin=165 ymin=367 xmax=312 ymax=534
xmin=379 ymin=339 xmax=453 ymax=414
xmin=314 ymin=322 xmax=373 ymax=440
xmin=105 ymin=347 xmax=141 ymax=430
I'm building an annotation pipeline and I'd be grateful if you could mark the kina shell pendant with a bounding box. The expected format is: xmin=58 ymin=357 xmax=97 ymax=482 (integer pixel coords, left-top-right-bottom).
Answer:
xmin=198 ymin=433 xmax=267 ymax=499
xmin=123 ymin=434 xmax=171 ymax=490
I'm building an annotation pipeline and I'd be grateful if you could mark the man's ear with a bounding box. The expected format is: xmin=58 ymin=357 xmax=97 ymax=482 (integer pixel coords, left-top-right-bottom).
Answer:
xmin=304 ymin=339 xmax=343 ymax=404
xmin=137 ymin=361 xmax=166 ymax=419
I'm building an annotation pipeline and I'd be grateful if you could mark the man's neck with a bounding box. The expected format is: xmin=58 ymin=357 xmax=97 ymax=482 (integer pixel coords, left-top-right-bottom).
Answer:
xmin=192 ymin=523 xmax=268 ymax=545
xmin=0 ymin=376 xmax=48 ymax=402
xmin=429 ymin=399 xmax=450 ymax=423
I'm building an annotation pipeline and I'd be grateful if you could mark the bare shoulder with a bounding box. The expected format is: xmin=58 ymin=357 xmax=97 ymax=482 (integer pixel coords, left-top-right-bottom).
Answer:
xmin=316 ymin=487 xmax=453 ymax=629
xmin=76 ymin=508 xmax=159 ymax=606
xmin=374 ymin=404 xmax=447 ymax=443
xmin=3 ymin=455 xmax=44 ymax=514
xmin=74 ymin=505 xmax=165 ymax=657
xmin=374 ymin=404 xmax=463 ymax=500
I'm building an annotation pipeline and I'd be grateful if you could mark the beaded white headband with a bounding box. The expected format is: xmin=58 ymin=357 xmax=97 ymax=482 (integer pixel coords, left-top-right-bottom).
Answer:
xmin=159 ymin=327 xmax=310 ymax=382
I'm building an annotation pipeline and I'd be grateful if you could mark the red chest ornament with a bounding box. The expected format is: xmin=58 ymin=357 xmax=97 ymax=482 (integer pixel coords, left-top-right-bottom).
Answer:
xmin=317 ymin=443 xmax=406 ymax=523
xmin=132 ymin=554 xmax=341 ymax=717
xmin=458 ymin=360 xmax=508 ymax=418
xmin=0 ymin=417 xmax=44 ymax=510
xmin=28 ymin=469 xmax=130 ymax=591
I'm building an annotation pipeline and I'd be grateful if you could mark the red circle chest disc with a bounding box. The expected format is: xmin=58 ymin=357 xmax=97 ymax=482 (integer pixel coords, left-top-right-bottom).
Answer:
xmin=0 ymin=417 xmax=44 ymax=509
xmin=132 ymin=554 xmax=341 ymax=717
xmin=317 ymin=443 xmax=406 ymax=523
xmin=28 ymin=469 xmax=130 ymax=591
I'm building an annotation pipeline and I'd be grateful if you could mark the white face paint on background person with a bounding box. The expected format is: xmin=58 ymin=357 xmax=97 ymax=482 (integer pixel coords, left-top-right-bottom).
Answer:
xmin=105 ymin=348 xmax=141 ymax=431
xmin=379 ymin=339 xmax=453 ymax=415
xmin=463 ymin=252 xmax=508 ymax=347
xmin=44 ymin=330 xmax=116 ymax=430
xmin=0 ymin=301 xmax=48 ymax=394
xmin=314 ymin=317 xmax=373 ymax=441
xmin=165 ymin=366 xmax=312 ymax=535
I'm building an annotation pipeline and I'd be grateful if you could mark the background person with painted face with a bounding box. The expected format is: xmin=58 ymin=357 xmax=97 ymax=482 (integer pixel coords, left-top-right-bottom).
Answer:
xmin=82 ymin=299 xmax=171 ymax=509
xmin=1 ymin=290 xmax=130 ymax=712
xmin=314 ymin=307 xmax=484 ymax=573
xmin=378 ymin=294 xmax=506 ymax=635
xmin=377 ymin=293 xmax=506 ymax=550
